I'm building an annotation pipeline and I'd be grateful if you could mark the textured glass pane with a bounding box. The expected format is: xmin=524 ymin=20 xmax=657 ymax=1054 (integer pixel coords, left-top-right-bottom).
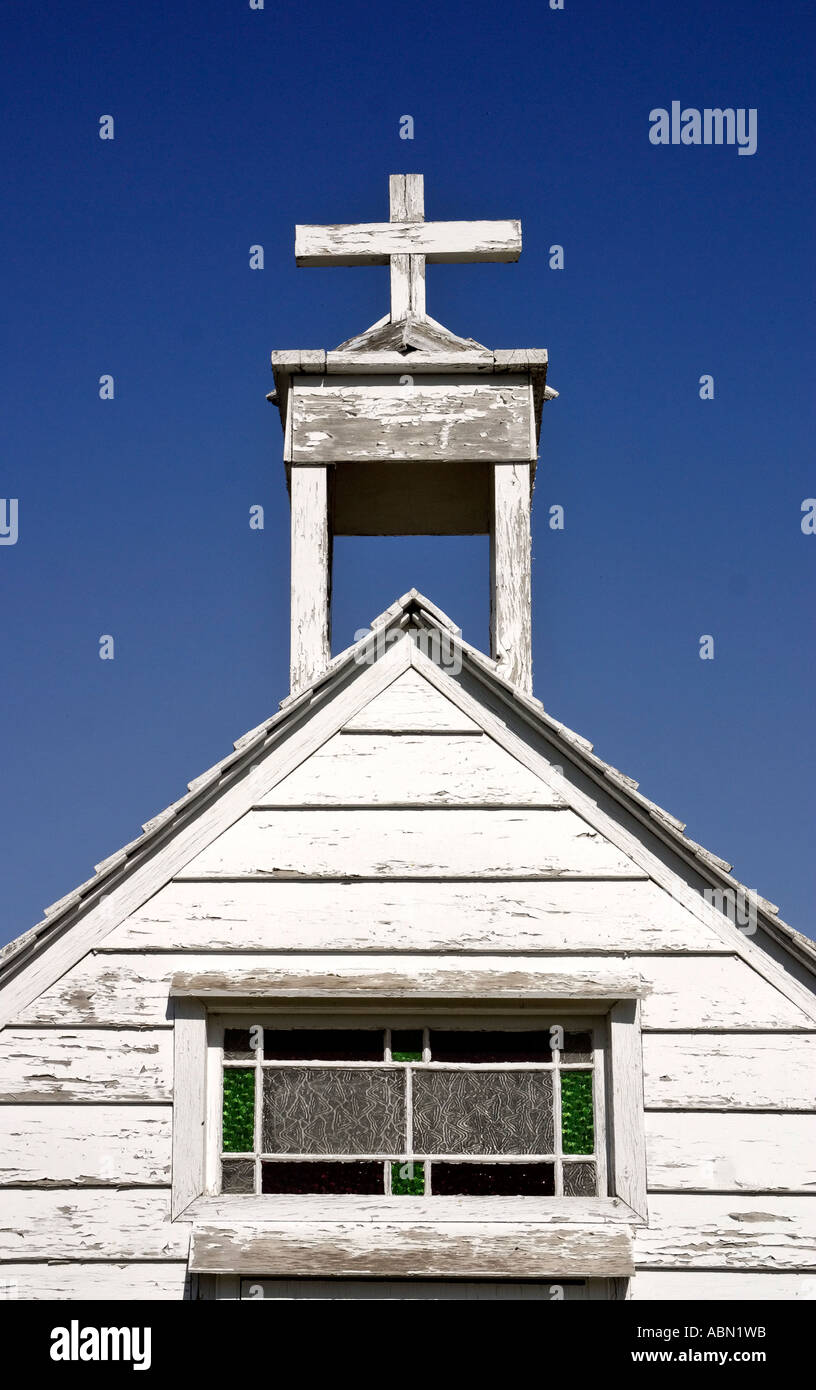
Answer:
xmin=262 ymin=1067 xmax=405 ymax=1153
xmin=221 ymin=1159 xmax=255 ymax=1194
xmin=391 ymin=1160 xmax=425 ymax=1195
xmin=391 ymin=1030 xmax=423 ymax=1062
xmin=413 ymin=1070 xmax=554 ymax=1154
xmin=261 ymin=1161 xmax=384 ymax=1194
xmin=562 ymin=1032 xmax=593 ymax=1063
xmin=560 ymin=1071 xmax=594 ymax=1153
xmin=432 ymin=1162 xmax=555 ymax=1196
xmin=262 ymin=1030 xmax=383 ymax=1061
xmin=429 ymin=1031 xmax=552 ymax=1062
xmin=563 ymin=1161 xmax=597 ymax=1196
xmin=224 ymin=1028 xmax=253 ymax=1059
xmin=222 ymin=1068 xmax=255 ymax=1152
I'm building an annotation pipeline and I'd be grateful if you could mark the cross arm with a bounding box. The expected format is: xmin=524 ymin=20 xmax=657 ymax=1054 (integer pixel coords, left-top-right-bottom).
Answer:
xmin=295 ymin=219 xmax=522 ymax=266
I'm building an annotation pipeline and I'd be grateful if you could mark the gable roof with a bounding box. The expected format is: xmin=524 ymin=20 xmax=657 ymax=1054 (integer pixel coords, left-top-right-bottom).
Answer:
xmin=1 ymin=590 xmax=814 ymax=1018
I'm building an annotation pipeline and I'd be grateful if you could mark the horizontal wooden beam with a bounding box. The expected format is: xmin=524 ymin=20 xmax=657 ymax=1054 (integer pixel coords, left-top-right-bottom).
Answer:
xmin=189 ymin=1221 xmax=634 ymax=1278
xmin=295 ymin=220 xmax=522 ymax=266
xmin=269 ymin=350 xmax=548 ymax=375
xmin=184 ymin=1195 xmax=637 ymax=1225
xmin=170 ymin=964 xmax=650 ymax=1001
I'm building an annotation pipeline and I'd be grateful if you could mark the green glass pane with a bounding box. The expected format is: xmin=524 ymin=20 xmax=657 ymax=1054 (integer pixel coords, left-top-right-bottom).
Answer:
xmin=391 ymin=1160 xmax=425 ymax=1196
xmin=391 ymin=1031 xmax=423 ymax=1062
xmin=222 ymin=1068 xmax=255 ymax=1152
xmin=560 ymin=1071 xmax=594 ymax=1154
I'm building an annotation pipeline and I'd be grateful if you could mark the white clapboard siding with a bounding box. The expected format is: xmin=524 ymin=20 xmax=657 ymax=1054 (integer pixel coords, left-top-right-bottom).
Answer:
xmin=260 ymin=733 xmax=563 ymax=807
xmin=343 ymin=670 xmax=481 ymax=731
xmin=15 ymin=952 xmax=815 ymax=1029
xmin=629 ymin=1271 xmax=816 ymax=1300
xmin=0 ymin=1029 xmax=173 ymax=1102
xmin=0 ymin=1264 xmax=190 ymax=1301
xmin=177 ymin=808 xmax=641 ymax=880
xmin=638 ymin=956 xmax=814 ymax=1030
xmin=104 ymin=878 xmax=718 ymax=954
xmin=0 ymin=1190 xmax=189 ymax=1260
xmin=643 ymin=1034 xmax=816 ymax=1111
xmin=0 ymin=1106 xmax=171 ymax=1186
xmin=646 ymin=1114 xmax=816 ymax=1193
xmin=635 ymin=1195 xmax=816 ymax=1269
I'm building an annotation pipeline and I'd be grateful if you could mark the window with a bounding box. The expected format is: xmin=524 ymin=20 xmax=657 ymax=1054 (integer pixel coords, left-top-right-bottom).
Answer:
xmin=217 ymin=1021 xmax=605 ymax=1198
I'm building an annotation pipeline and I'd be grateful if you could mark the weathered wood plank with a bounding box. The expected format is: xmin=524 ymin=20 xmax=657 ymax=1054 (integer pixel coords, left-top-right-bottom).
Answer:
xmin=343 ymin=668 xmax=480 ymax=731
xmin=295 ymin=219 xmax=522 ymax=266
xmin=628 ymin=1270 xmax=816 ymax=1300
xmin=639 ymin=956 xmax=814 ymax=1030
xmin=290 ymin=381 xmax=534 ymax=464
xmin=0 ymin=1028 xmax=172 ymax=1102
xmin=389 ymin=173 xmax=425 ymax=319
xmin=0 ymin=1106 xmax=171 ymax=1186
xmin=0 ymin=1189 xmax=189 ymax=1260
xmin=170 ymin=959 xmax=648 ymax=1002
xmin=177 ymin=808 xmax=641 ymax=879
xmin=490 ymin=462 xmax=532 ymax=692
xmin=645 ymin=1113 xmax=816 ymax=1192
xmin=184 ymin=1194 xmax=633 ymax=1224
xmin=104 ymin=878 xmax=717 ymax=954
xmin=172 ymin=1001 xmax=206 ymax=1217
xmin=259 ymin=732 xmax=563 ymax=806
xmin=643 ymin=1034 xmax=816 ymax=1111
xmin=325 ymin=351 xmax=496 ymax=373
xmin=15 ymin=953 xmax=811 ymax=1029
xmin=634 ymin=1195 xmax=816 ymax=1270
xmin=190 ymin=1221 xmax=634 ymax=1278
xmin=609 ymin=1001 xmax=647 ymax=1218
xmin=0 ymin=1263 xmax=191 ymax=1301
xmin=289 ymin=466 xmax=331 ymax=691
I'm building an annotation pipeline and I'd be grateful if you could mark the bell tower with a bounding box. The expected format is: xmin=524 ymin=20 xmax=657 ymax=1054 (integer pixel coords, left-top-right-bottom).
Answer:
xmin=269 ymin=174 xmax=557 ymax=695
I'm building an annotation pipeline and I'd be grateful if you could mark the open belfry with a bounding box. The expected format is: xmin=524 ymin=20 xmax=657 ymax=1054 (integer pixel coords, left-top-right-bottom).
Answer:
xmin=0 ymin=176 xmax=814 ymax=1302
xmin=271 ymin=173 xmax=556 ymax=693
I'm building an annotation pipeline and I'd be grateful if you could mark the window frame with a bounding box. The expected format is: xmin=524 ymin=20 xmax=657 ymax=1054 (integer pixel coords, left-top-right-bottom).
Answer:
xmin=172 ymin=997 xmax=647 ymax=1226
xmin=214 ymin=1010 xmax=608 ymax=1199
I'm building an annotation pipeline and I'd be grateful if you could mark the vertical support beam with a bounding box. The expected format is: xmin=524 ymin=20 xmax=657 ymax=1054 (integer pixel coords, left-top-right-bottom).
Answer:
xmin=172 ymin=998 xmax=207 ymax=1218
xmin=290 ymin=466 xmax=331 ymax=692
xmin=490 ymin=462 xmax=532 ymax=693
xmin=389 ymin=174 xmax=426 ymax=320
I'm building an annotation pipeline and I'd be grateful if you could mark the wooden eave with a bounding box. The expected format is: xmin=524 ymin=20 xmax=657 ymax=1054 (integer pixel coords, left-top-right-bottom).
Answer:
xmin=267 ymin=346 xmax=556 ymax=445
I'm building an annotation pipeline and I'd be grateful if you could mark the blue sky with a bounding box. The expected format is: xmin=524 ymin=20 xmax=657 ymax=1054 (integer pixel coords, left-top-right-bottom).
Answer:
xmin=1 ymin=0 xmax=814 ymax=942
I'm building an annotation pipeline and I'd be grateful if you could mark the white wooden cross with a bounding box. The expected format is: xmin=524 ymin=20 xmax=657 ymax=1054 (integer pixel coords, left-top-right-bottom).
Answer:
xmin=295 ymin=174 xmax=521 ymax=321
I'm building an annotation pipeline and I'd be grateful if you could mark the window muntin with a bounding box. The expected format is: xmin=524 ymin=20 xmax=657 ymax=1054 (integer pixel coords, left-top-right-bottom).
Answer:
xmin=218 ymin=1023 xmax=604 ymax=1197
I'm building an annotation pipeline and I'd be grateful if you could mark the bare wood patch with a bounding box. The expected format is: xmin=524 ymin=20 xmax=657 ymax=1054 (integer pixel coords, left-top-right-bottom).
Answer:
xmin=190 ymin=1221 xmax=634 ymax=1278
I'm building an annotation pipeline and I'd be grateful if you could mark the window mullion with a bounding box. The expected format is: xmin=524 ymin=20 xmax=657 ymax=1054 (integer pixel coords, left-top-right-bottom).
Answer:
xmin=553 ymin=1039 xmax=563 ymax=1197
